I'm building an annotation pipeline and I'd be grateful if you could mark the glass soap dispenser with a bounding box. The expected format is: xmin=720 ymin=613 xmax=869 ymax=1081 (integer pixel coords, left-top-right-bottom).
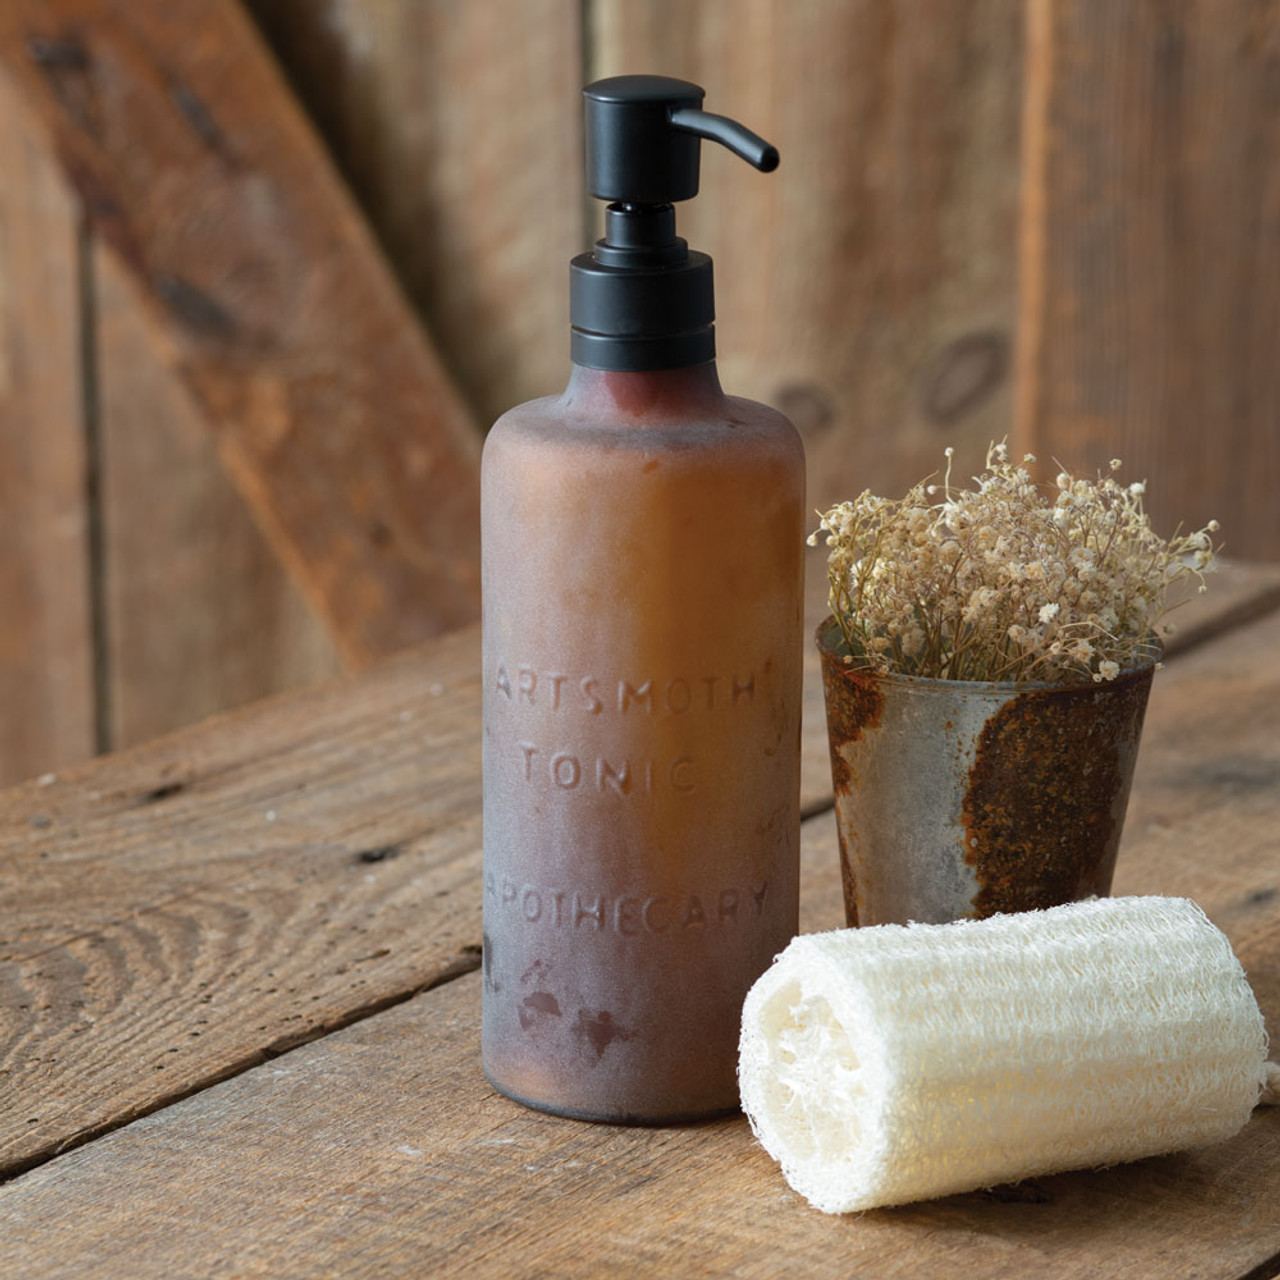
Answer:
xmin=481 ymin=75 xmax=805 ymax=1122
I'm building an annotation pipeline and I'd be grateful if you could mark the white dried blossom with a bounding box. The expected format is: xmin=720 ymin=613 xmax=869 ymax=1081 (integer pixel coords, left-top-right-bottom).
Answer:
xmin=812 ymin=443 xmax=1219 ymax=683
xmin=1069 ymin=639 xmax=1095 ymax=664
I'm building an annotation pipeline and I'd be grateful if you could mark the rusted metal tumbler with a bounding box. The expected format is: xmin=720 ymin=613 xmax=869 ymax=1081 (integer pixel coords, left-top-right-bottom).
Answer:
xmin=481 ymin=364 xmax=805 ymax=1122
xmin=816 ymin=617 xmax=1156 ymax=926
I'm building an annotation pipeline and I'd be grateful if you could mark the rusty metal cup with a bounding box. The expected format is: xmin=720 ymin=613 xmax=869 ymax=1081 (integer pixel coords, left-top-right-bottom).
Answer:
xmin=816 ymin=617 xmax=1158 ymax=926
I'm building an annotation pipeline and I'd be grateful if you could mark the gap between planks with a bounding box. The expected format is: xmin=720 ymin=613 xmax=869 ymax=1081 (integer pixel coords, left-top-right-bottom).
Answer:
xmin=0 ymin=953 xmax=480 ymax=1188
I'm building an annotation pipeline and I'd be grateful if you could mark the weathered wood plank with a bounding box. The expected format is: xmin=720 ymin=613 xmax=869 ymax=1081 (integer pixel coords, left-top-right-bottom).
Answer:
xmin=0 ymin=69 xmax=95 ymax=787
xmin=248 ymin=0 xmax=584 ymax=428
xmin=94 ymin=243 xmax=339 ymax=750
xmin=591 ymin=0 xmax=1025 ymax=513
xmin=5 ymin=600 xmax=1280 ymax=1278
xmin=3 ymin=740 xmax=1279 ymax=1280
xmin=0 ymin=0 xmax=483 ymax=667
xmin=0 ymin=626 xmax=483 ymax=1175
xmin=2 ymin=563 xmax=1276 ymax=1178
xmin=1015 ymin=0 xmax=1280 ymax=558
xmin=1159 ymin=558 xmax=1280 ymax=659
xmin=0 ymin=971 xmax=1270 ymax=1280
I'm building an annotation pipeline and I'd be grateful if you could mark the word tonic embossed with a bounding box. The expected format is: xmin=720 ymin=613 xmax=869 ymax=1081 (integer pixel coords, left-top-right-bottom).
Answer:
xmin=517 ymin=742 xmax=695 ymax=795
xmin=494 ymin=663 xmax=756 ymax=716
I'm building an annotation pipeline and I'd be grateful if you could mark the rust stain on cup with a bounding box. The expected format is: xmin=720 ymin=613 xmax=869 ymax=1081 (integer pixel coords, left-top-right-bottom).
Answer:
xmin=817 ymin=616 xmax=1158 ymax=927
xmin=961 ymin=666 xmax=1155 ymax=917
xmin=817 ymin=621 xmax=884 ymax=925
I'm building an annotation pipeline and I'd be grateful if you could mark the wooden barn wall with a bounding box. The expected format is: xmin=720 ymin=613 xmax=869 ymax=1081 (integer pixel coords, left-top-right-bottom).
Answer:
xmin=1 ymin=0 xmax=1277 ymax=786
xmin=248 ymin=0 xmax=585 ymax=429
xmin=1015 ymin=0 xmax=1280 ymax=554
xmin=0 ymin=71 xmax=97 ymax=784
xmin=588 ymin=0 xmax=1025 ymax=513
xmin=93 ymin=246 xmax=338 ymax=752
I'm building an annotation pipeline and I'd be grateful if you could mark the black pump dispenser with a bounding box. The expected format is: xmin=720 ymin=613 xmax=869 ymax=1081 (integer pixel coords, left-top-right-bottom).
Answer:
xmin=570 ymin=76 xmax=779 ymax=371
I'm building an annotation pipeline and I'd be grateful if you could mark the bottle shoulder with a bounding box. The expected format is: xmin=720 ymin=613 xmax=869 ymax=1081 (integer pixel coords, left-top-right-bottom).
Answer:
xmin=723 ymin=394 xmax=805 ymax=460
xmin=485 ymin=390 xmax=804 ymax=468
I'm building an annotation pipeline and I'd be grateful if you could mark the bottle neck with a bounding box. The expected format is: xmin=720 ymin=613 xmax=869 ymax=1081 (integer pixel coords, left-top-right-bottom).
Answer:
xmin=569 ymin=205 xmax=715 ymax=372
xmin=563 ymin=361 xmax=725 ymax=420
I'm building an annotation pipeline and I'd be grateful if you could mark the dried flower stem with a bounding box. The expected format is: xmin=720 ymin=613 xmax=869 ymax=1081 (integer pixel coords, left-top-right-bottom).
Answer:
xmin=809 ymin=443 xmax=1219 ymax=683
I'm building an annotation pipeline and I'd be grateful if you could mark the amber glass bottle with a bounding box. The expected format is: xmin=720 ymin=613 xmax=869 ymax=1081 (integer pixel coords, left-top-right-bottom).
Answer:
xmin=481 ymin=77 xmax=804 ymax=1122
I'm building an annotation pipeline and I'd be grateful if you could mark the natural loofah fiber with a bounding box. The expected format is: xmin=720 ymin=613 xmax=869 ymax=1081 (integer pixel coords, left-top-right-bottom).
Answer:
xmin=738 ymin=897 xmax=1270 ymax=1214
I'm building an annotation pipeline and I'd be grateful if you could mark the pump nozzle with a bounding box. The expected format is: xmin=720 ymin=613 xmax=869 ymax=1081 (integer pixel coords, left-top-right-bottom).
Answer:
xmin=583 ymin=75 xmax=779 ymax=202
xmin=572 ymin=76 xmax=779 ymax=371
xmin=668 ymin=107 xmax=779 ymax=173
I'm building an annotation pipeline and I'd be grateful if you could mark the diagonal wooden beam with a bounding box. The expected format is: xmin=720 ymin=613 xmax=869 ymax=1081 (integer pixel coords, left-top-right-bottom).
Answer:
xmin=0 ymin=0 xmax=482 ymax=669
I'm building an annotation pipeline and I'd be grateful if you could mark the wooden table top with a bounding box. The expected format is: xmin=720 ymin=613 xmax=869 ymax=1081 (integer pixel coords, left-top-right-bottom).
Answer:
xmin=3 ymin=556 xmax=1280 ymax=1280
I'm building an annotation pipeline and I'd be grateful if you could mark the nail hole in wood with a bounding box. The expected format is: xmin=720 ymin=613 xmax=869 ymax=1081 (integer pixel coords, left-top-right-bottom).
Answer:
xmin=138 ymin=781 xmax=185 ymax=805
xmin=356 ymin=845 xmax=401 ymax=864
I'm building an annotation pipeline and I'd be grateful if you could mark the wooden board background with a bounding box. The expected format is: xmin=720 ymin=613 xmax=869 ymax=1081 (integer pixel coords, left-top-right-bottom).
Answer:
xmin=2 ymin=0 xmax=1277 ymax=787
xmin=590 ymin=0 xmax=1026 ymax=514
xmin=94 ymin=245 xmax=338 ymax=750
xmin=0 ymin=0 xmax=487 ymax=673
xmin=249 ymin=0 xmax=584 ymax=430
xmin=1015 ymin=0 xmax=1280 ymax=558
xmin=0 ymin=71 xmax=96 ymax=782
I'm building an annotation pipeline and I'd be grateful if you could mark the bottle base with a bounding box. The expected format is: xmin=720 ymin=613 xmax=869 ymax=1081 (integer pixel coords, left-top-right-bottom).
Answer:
xmin=483 ymin=1066 xmax=740 ymax=1128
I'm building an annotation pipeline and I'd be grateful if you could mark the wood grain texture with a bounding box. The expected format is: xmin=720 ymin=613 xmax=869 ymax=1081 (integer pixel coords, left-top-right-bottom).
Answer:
xmin=0 ymin=0 xmax=483 ymax=668
xmin=4 ymin=603 xmax=1280 ymax=1279
xmin=1015 ymin=0 xmax=1280 ymax=558
xmin=0 ymin=573 xmax=835 ymax=1178
xmin=5 ymin=631 xmax=1280 ymax=1280
xmin=591 ymin=0 xmax=1025 ymax=511
xmin=248 ymin=0 xmax=585 ymax=428
xmin=94 ymin=244 xmax=339 ymax=750
xmin=0 ymin=627 xmax=483 ymax=1176
xmin=0 ymin=561 xmax=1275 ymax=1195
xmin=0 ymin=69 xmax=95 ymax=787
xmin=0 ymin=972 xmax=1272 ymax=1280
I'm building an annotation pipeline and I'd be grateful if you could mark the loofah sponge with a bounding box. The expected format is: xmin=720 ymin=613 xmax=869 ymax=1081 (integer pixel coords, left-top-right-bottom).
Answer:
xmin=738 ymin=896 xmax=1271 ymax=1214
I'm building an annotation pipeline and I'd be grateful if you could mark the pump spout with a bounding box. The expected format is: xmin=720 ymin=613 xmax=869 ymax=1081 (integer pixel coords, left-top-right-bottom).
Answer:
xmin=582 ymin=75 xmax=779 ymax=203
xmin=668 ymin=107 xmax=779 ymax=173
xmin=573 ymin=76 xmax=780 ymax=370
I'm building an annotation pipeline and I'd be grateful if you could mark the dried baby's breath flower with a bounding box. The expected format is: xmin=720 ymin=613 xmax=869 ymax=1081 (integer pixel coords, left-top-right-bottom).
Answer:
xmin=811 ymin=444 xmax=1219 ymax=683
